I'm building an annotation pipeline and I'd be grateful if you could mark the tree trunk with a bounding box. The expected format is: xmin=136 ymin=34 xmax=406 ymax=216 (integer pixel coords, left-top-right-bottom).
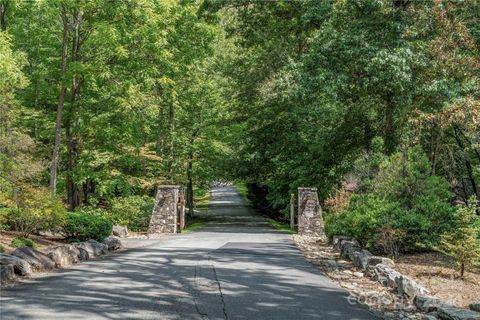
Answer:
xmin=66 ymin=11 xmax=82 ymax=210
xmin=454 ymin=127 xmax=479 ymax=202
xmin=167 ymin=96 xmax=175 ymax=180
xmin=187 ymin=150 xmax=194 ymax=217
xmin=156 ymin=105 xmax=164 ymax=156
xmin=49 ymin=12 xmax=69 ymax=194
xmin=0 ymin=0 xmax=8 ymax=31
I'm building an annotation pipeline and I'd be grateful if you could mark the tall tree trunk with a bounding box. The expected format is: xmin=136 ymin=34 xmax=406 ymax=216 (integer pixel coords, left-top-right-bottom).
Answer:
xmin=167 ymin=96 xmax=175 ymax=181
xmin=454 ymin=127 xmax=479 ymax=202
xmin=156 ymin=105 xmax=164 ymax=156
xmin=187 ymin=148 xmax=194 ymax=217
xmin=49 ymin=12 xmax=69 ymax=194
xmin=66 ymin=11 xmax=81 ymax=210
xmin=0 ymin=0 xmax=8 ymax=31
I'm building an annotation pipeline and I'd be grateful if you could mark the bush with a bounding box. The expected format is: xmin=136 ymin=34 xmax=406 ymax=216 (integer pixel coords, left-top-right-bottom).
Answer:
xmin=325 ymin=194 xmax=400 ymax=247
xmin=11 ymin=236 xmax=37 ymax=249
xmin=63 ymin=211 xmax=112 ymax=241
xmin=326 ymin=146 xmax=456 ymax=253
xmin=0 ymin=244 xmax=4 ymax=253
xmin=1 ymin=187 xmax=66 ymax=236
xmin=106 ymin=196 xmax=154 ymax=232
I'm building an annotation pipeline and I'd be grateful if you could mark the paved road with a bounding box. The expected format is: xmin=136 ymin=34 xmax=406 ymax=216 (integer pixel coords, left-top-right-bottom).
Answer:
xmin=0 ymin=186 xmax=374 ymax=319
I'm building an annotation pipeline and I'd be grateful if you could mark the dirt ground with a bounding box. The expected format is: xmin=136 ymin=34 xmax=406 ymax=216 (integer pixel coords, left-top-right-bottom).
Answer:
xmin=396 ymin=253 xmax=480 ymax=308
xmin=0 ymin=231 xmax=66 ymax=254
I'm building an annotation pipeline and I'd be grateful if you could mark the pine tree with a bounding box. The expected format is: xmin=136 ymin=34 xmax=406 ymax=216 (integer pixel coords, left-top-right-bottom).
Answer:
xmin=441 ymin=197 xmax=480 ymax=278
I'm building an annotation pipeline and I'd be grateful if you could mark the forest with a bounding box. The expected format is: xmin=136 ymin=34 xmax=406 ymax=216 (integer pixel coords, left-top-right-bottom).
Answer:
xmin=0 ymin=0 xmax=479 ymax=272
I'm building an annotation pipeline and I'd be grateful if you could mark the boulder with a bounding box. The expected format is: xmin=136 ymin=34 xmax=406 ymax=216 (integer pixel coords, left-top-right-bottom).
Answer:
xmin=437 ymin=306 xmax=480 ymax=320
xmin=0 ymin=264 xmax=15 ymax=284
xmin=422 ymin=313 xmax=440 ymax=320
xmin=396 ymin=275 xmax=428 ymax=299
xmin=75 ymin=240 xmax=107 ymax=258
xmin=373 ymin=264 xmax=402 ymax=289
xmin=0 ymin=253 xmax=32 ymax=276
xmin=12 ymin=247 xmax=55 ymax=272
xmin=102 ymin=236 xmax=122 ymax=251
xmin=352 ymin=250 xmax=372 ymax=269
xmin=77 ymin=247 xmax=90 ymax=261
xmin=375 ymin=264 xmax=402 ymax=289
xmin=415 ymin=295 xmax=454 ymax=313
xmin=112 ymin=225 xmax=129 ymax=238
xmin=332 ymin=236 xmax=351 ymax=251
xmin=366 ymin=256 xmax=395 ymax=268
xmin=340 ymin=240 xmax=360 ymax=260
xmin=47 ymin=245 xmax=80 ymax=268
xmin=470 ymin=305 xmax=480 ymax=313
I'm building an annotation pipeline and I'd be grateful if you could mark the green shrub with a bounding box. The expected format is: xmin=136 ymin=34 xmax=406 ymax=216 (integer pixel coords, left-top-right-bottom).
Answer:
xmin=107 ymin=196 xmax=154 ymax=231
xmin=63 ymin=211 xmax=112 ymax=241
xmin=0 ymin=244 xmax=5 ymax=253
xmin=1 ymin=187 xmax=66 ymax=236
xmin=326 ymin=146 xmax=456 ymax=253
xmin=325 ymin=194 xmax=400 ymax=247
xmin=11 ymin=236 xmax=37 ymax=249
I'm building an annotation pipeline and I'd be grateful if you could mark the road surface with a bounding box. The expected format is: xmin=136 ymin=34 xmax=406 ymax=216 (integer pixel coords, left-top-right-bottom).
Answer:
xmin=0 ymin=186 xmax=374 ymax=319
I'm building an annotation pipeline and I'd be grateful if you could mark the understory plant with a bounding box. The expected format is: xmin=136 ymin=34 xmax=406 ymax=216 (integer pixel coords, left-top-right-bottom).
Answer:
xmin=440 ymin=197 xmax=480 ymax=278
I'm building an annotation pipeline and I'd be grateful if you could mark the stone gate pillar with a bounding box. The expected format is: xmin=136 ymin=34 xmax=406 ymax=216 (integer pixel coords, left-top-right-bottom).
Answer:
xmin=148 ymin=185 xmax=181 ymax=234
xmin=298 ymin=187 xmax=326 ymax=239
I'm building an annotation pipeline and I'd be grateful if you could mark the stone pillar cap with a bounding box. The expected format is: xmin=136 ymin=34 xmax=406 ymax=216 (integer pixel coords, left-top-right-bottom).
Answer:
xmin=158 ymin=185 xmax=181 ymax=189
xmin=298 ymin=187 xmax=318 ymax=191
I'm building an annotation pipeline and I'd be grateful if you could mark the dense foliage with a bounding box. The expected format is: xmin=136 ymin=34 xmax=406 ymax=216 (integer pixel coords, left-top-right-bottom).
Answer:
xmin=0 ymin=0 xmax=479 ymax=271
xmin=63 ymin=211 xmax=112 ymax=242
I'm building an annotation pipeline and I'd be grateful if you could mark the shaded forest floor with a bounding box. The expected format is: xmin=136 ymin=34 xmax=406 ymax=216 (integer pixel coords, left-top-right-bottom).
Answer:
xmin=396 ymin=253 xmax=480 ymax=308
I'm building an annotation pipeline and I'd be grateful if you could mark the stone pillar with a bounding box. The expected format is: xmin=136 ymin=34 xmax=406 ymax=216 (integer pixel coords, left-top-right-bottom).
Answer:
xmin=297 ymin=187 xmax=326 ymax=238
xmin=148 ymin=185 xmax=181 ymax=234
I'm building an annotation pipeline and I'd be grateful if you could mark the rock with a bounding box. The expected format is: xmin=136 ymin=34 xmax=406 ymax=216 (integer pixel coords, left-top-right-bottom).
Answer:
xmin=422 ymin=314 xmax=439 ymax=320
xmin=470 ymin=305 xmax=480 ymax=313
xmin=396 ymin=275 xmax=428 ymax=299
xmin=352 ymin=250 xmax=372 ymax=269
xmin=0 ymin=253 xmax=32 ymax=276
xmin=340 ymin=240 xmax=360 ymax=260
xmin=77 ymin=247 xmax=90 ymax=261
xmin=415 ymin=295 xmax=454 ymax=313
xmin=366 ymin=256 xmax=395 ymax=268
xmin=12 ymin=247 xmax=55 ymax=272
xmin=353 ymin=271 xmax=364 ymax=278
xmin=112 ymin=225 xmax=129 ymax=238
xmin=0 ymin=264 xmax=15 ymax=284
xmin=47 ymin=245 xmax=80 ymax=268
xmin=332 ymin=236 xmax=351 ymax=251
xmin=102 ymin=236 xmax=122 ymax=251
xmin=74 ymin=240 xmax=107 ymax=258
xmin=371 ymin=264 xmax=401 ymax=288
xmin=437 ymin=306 xmax=480 ymax=320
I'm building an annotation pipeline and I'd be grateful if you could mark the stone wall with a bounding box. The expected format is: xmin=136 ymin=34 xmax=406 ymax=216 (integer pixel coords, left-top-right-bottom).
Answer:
xmin=148 ymin=185 xmax=181 ymax=234
xmin=297 ymin=187 xmax=326 ymax=238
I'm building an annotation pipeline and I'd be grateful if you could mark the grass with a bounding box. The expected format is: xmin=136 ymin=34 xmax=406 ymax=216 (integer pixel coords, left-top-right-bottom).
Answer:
xmin=268 ymin=218 xmax=297 ymax=235
xmin=194 ymin=187 xmax=210 ymax=211
xmin=183 ymin=221 xmax=206 ymax=232
xmin=11 ymin=236 xmax=38 ymax=249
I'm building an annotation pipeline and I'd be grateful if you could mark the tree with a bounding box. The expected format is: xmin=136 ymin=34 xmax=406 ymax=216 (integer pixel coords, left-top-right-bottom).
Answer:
xmin=441 ymin=197 xmax=480 ymax=278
